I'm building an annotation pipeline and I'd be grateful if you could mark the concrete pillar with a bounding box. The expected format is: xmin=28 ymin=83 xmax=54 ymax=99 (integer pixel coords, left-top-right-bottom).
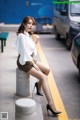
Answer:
xmin=16 ymin=68 xmax=30 ymax=97
xmin=15 ymin=98 xmax=36 ymax=120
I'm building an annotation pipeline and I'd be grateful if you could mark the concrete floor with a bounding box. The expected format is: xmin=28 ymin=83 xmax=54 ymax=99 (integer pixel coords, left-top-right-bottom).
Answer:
xmin=0 ymin=32 xmax=44 ymax=120
xmin=0 ymin=32 xmax=61 ymax=120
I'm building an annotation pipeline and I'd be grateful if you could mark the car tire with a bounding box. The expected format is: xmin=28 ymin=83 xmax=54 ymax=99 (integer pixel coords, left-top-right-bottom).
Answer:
xmin=55 ymin=32 xmax=60 ymax=40
xmin=66 ymin=36 xmax=71 ymax=50
xmin=54 ymin=27 xmax=60 ymax=40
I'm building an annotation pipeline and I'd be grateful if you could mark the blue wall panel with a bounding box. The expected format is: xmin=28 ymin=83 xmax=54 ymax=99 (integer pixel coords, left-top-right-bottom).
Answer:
xmin=0 ymin=0 xmax=54 ymax=24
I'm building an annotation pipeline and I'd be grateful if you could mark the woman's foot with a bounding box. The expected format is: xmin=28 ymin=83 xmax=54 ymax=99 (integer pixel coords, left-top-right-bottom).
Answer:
xmin=33 ymin=82 xmax=43 ymax=96
xmin=46 ymin=104 xmax=62 ymax=116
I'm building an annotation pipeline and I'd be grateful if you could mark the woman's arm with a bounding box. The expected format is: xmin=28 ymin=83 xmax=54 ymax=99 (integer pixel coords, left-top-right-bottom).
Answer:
xmin=31 ymin=34 xmax=39 ymax=44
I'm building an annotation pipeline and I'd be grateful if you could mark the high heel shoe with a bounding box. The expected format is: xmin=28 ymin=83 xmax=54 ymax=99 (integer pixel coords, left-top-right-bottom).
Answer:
xmin=46 ymin=104 xmax=61 ymax=116
xmin=33 ymin=82 xmax=43 ymax=96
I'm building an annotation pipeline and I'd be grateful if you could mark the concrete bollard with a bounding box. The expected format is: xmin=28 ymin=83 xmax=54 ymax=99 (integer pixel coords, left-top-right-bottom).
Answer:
xmin=15 ymin=98 xmax=36 ymax=120
xmin=16 ymin=68 xmax=30 ymax=97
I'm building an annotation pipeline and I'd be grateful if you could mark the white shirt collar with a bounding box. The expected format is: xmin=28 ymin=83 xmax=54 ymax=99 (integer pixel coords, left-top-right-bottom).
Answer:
xmin=24 ymin=31 xmax=30 ymax=37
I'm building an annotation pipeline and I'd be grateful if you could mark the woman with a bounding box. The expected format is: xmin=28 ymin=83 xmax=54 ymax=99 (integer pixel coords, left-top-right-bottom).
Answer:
xmin=16 ymin=16 xmax=61 ymax=117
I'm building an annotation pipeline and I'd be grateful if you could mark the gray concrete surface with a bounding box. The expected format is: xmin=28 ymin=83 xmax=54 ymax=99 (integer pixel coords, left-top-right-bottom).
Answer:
xmin=0 ymin=32 xmax=44 ymax=120
xmin=16 ymin=68 xmax=30 ymax=97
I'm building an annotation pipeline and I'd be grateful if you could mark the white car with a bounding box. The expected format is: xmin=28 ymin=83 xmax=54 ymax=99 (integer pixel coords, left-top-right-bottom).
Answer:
xmin=54 ymin=0 xmax=80 ymax=50
xmin=33 ymin=17 xmax=53 ymax=33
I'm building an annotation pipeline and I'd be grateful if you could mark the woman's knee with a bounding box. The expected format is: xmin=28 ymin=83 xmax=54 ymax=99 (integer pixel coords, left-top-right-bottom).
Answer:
xmin=45 ymin=67 xmax=50 ymax=75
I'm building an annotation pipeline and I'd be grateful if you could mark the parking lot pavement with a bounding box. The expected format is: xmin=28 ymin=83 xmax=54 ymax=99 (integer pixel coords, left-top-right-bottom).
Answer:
xmin=0 ymin=32 xmax=44 ymax=120
xmin=0 ymin=32 xmax=64 ymax=120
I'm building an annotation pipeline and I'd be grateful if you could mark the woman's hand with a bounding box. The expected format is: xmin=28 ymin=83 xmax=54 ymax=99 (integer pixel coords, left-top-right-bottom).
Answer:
xmin=33 ymin=63 xmax=40 ymax=71
xmin=31 ymin=34 xmax=39 ymax=44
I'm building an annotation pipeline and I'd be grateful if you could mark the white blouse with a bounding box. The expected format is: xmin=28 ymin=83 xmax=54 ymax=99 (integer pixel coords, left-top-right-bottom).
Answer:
xmin=15 ymin=32 xmax=37 ymax=65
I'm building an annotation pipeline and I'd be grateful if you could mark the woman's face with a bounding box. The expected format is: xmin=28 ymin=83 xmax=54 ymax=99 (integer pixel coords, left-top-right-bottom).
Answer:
xmin=25 ymin=19 xmax=34 ymax=32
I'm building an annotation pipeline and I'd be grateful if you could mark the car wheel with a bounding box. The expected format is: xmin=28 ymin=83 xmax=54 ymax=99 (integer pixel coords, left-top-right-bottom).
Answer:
xmin=66 ymin=37 xmax=71 ymax=50
xmin=55 ymin=32 xmax=60 ymax=40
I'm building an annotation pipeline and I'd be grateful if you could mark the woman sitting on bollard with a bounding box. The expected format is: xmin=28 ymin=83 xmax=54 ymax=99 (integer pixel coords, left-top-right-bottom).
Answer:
xmin=15 ymin=16 xmax=61 ymax=117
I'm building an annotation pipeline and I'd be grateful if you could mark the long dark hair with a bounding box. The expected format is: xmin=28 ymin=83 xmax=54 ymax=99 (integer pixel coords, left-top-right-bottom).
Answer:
xmin=17 ymin=16 xmax=35 ymax=35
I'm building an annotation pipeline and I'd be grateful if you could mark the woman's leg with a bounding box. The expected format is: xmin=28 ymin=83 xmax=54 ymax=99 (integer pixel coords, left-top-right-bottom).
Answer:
xmin=28 ymin=67 xmax=56 ymax=110
xmin=36 ymin=61 xmax=50 ymax=75
xmin=36 ymin=61 xmax=50 ymax=91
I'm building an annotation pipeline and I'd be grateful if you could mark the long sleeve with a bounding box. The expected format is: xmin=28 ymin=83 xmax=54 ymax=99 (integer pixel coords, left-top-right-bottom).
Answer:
xmin=16 ymin=33 xmax=33 ymax=65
